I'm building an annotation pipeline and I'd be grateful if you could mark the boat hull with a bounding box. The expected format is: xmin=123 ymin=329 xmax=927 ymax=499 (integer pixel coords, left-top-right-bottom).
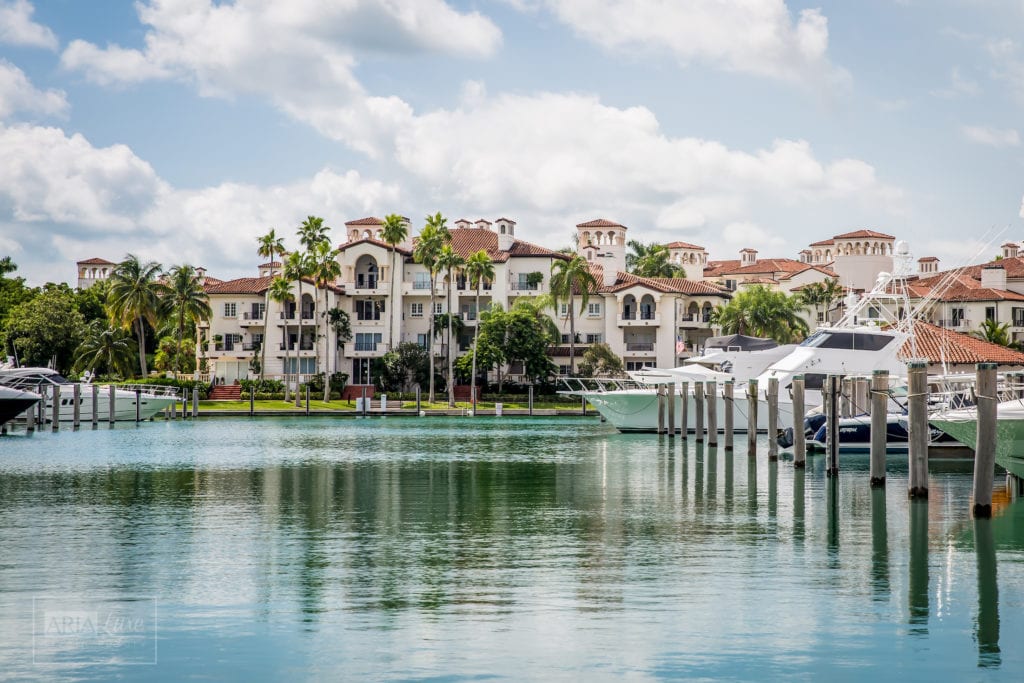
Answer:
xmin=0 ymin=391 xmax=41 ymax=426
xmin=45 ymin=388 xmax=179 ymax=422
xmin=931 ymin=410 xmax=1024 ymax=478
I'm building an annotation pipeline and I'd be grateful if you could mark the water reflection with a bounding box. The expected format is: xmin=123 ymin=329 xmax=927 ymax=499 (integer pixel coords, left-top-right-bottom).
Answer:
xmin=767 ymin=460 xmax=778 ymax=520
xmin=793 ymin=467 xmax=805 ymax=546
xmin=724 ymin=449 xmax=734 ymax=514
xmin=870 ymin=487 xmax=889 ymax=602
xmin=827 ymin=477 xmax=839 ymax=568
xmin=747 ymin=456 xmax=757 ymax=515
xmin=975 ymin=517 xmax=1001 ymax=667
xmin=706 ymin=447 xmax=718 ymax=509
xmin=909 ymin=500 xmax=929 ymax=635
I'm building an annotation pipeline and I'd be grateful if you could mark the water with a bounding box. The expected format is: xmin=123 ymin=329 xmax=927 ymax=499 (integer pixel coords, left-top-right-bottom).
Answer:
xmin=1 ymin=416 xmax=1022 ymax=681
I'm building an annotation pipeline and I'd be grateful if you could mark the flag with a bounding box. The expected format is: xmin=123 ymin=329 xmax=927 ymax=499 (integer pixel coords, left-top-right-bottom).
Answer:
xmin=676 ymin=336 xmax=685 ymax=354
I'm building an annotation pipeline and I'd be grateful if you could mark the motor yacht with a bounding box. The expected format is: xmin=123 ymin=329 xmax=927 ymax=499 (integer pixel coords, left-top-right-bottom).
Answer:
xmin=0 ymin=367 xmax=179 ymax=422
xmin=0 ymin=386 xmax=41 ymax=427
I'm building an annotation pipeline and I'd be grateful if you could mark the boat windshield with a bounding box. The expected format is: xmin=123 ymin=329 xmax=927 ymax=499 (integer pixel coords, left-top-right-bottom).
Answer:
xmin=798 ymin=330 xmax=893 ymax=351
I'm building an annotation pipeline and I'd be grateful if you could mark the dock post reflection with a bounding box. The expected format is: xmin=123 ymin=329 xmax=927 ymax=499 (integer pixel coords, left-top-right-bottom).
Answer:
xmin=768 ymin=459 xmax=777 ymax=519
xmin=974 ymin=517 xmax=1001 ymax=668
xmin=707 ymin=446 xmax=717 ymax=508
xmin=870 ymin=487 xmax=889 ymax=601
xmin=694 ymin=442 xmax=705 ymax=506
xmin=747 ymin=455 xmax=757 ymax=515
xmin=909 ymin=500 xmax=929 ymax=635
xmin=725 ymin=447 xmax=734 ymax=514
xmin=792 ymin=466 xmax=805 ymax=546
xmin=827 ymin=476 xmax=839 ymax=567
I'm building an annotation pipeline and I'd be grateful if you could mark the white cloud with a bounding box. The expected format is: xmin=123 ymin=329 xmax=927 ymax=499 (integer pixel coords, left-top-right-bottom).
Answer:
xmin=534 ymin=0 xmax=841 ymax=83
xmin=721 ymin=221 xmax=785 ymax=248
xmin=987 ymin=38 xmax=1024 ymax=104
xmin=59 ymin=0 xmax=500 ymax=153
xmin=962 ymin=124 xmax=1020 ymax=147
xmin=0 ymin=122 xmax=401 ymax=283
xmin=932 ymin=66 xmax=981 ymax=98
xmin=0 ymin=59 xmax=67 ymax=119
xmin=0 ymin=0 xmax=57 ymax=50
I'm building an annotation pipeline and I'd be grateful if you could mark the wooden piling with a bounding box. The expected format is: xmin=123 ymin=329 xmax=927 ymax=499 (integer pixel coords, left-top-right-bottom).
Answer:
xmin=109 ymin=384 xmax=116 ymax=424
xmin=657 ymin=385 xmax=666 ymax=435
xmin=907 ymin=361 xmax=929 ymax=499
xmin=694 ymin=381 xmax=705 ymax=443
xmin=417 ymin=386 xmax=422 ymax=414
xmin=305 ymin=385 xmax=311 ymax=416
xmin=26 ymin=400 xmax=35 ymax=432
xmin=706 ymin=381 xmax=718 ymax=446
xmin=528 ymin=385 xmax=534 ymax=415
xmin=135 ymin=389 xmax=142 ymax=422
xmin=52 ymin=385 xmax=60 ymax=432
xmin=972 ymin=363 xmax=998 ymax=517
xmin=840 ymin=376 xmax=852 ymax=418
xmin=72 ymin=383 xmax=81 ymax=430
xmin=855 ymin=376 xmax=870 ymax=416
xmin=767 ymin=377 xmax=779 ymax=461
xmin=192 ymin=387 xmax=199 ymax=417
xmin=680 ymin=382 xmax=689 ymax=439
xmin=667 ymin=383 xmax=676 ymax=437
xmin=826 ymin=375 xmax=839 ymax=476
xmin=870 ymin=370 xmax=888 ymax=487
xmin=249 ymin=386 xmax=255 ymax=416
xmin=747 ymin=379 xmax=758 ymax=457
xmin=91 ymin=384 xmax=98 ymax=428
xmin=792 ymin=375 xmax=805 ymax=468
xmin=723 ymin=380 xmax=734 ymax=452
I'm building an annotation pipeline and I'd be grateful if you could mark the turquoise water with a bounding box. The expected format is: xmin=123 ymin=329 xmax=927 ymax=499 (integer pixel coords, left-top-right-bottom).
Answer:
xmin=0 ymin=416 xmax=1022 ymax=681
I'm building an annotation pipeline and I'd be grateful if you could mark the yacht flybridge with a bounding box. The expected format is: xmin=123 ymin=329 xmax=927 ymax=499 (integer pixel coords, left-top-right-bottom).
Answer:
xmin=0 ymin=367 xmax=179 ymax=422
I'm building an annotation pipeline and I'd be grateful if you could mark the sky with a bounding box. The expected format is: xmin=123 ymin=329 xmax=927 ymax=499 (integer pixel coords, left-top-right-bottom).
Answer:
xmin=1 ymin=0 xmax=1023 ymax=286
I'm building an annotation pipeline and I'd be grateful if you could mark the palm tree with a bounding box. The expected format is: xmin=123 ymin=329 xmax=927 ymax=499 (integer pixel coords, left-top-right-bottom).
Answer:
xmin=313 ymin=240 xmax=342 ymax=401
xmin=413 ymin=213 xmax=449 ymax=403
xmin=976 ymin=318 xmax=1011 ymax=347
xmin=820 ymin=278 xmax=845 ymax=321
xmin=283 ymin=253 xmax=307 ymax=401
xmin=550 ymin=254 xmax=598 ymax=374
xmin=464 ymin=250 xmax=494 ymax=406
xmin=73 ymin=320 xmax=137 ymax=378
xmin=0 ymin=256 xmax=16 ymax=277
xmin=158 ymin=264 xmax=211 ymax=376
xmin=797 ymin=282 xmax=827 ymax=325
xmin=256 ymin=228 xmax=285 ymax=381
xmin=298 ymin=216 xmax=331 ymax=385
xmin=626 ymin=240 xmax=686 ymax=278
xmin=106 ymin=254 xmax=166 ymax=376
xmin=269 ymin=276 xmax=295 ymax=402
xmin=436 ymin=243 xmax=465 ymax=407
xmin=710 ymin=285 xmax=809 ymax=343
xmin=380 ymin=214 xmax=408 ymax=351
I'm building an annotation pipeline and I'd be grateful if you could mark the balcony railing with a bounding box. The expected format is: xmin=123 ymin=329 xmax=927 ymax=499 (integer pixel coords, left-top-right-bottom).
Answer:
xmin=510 ymin=281 xmax=540 ymax=291
xmin=938 ymin=318 xmax=970 ymax=329
xmin=279 ymin=312 xmax=296 ymax=320
xmin=626 ymin=342 xmax=655 ymax=352
xmin=353 ymin=342 xmax=378 ymax=351
xmin=355 ymin=277 xmax=379 ymax=289
xmin=411 ymin=281 xmax=432 ymax=290
xmin=279 ymin=342 xmax=315 ymax=351
xmin=241 ymin=312 xmax=264 ymax=320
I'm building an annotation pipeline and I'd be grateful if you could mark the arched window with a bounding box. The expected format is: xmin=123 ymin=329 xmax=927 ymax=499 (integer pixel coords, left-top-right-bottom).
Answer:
xmin=355 ymin=255 xmax=379 ymax=289
xmin=639 ymin=294 xmax=656 ymax=320
xmin=622 ymin=294 xmax=637 ymax=320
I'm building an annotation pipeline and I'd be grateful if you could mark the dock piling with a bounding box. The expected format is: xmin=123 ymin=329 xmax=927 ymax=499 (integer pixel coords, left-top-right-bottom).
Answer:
xmin=52 ymin=385 xmax=60 ymax=431
xmin=724 ymin=380 xmax=734 ymax=451
xmin=706 ymin=381 xmax=718 ymax=447
xmin=26 ymin=400 xmax=35 ymax=432
xmin=972 ymin=363 xmax=998 ymax=517
xmin=72 ymin=383 xmax=81 ymax=430
xmin=826 ymin=375 xmax=839 ymax=476
xmin=657 ymin=385 xmax=666 ymax=435
xmin=250 ymin=386 xmax=255 ymax=416
xmin=870 ymin=370 xmax=888 ymax=486
xmin=680 ymin=382 xmax=689 ymax=439
xmin=91 ymin=384 xmax=98 ymax=428
xmin=694 ymin=381 xmax=705 ymax=443
xmin=747 ymin=379 xmax=758 ymax=457
xmin=667 ymin=383 xmax=676 ymax=437
xmin=135 ymin=389 xmax=141 ymax=423
xmin=109 ymin=384 xmax=116 ymax=425
xmin=192 ymin=387 xmax=199 ymax=417
xmin=907 ymin=361 xmax=929 ymax=499
xmin=767 ymin=377 xmax=778 ymax=461
xmin=528 ymin=385 xmax=534 ymax=416
xmin=792 ymin=375 xmax=805 ymax=468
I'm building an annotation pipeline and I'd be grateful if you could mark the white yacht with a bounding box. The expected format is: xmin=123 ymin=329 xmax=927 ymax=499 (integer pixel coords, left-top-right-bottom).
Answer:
xmin=566 ymin=335 xmax=796 ymax=433
xmin=0 ymin=367 xmax=179 ymax=422
xmin=0 ymin=386 xmax=41 ymax=427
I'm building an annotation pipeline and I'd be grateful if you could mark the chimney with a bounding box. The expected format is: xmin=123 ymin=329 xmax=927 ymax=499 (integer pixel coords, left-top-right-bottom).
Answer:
xmin=602 ymin=261 xmax=617 ymax=287
xmin=740 ymin=248 xmax=757 ymax=265
xmin=982 ymin=265 xmax=1007 ymax=291
xmin=495 ymin=218 xmax=515 ymax=251
xmin=1002 ymin=242 xmax=1019 ymax=259
xmin=454 ymin=218 xmax=471 ymax=231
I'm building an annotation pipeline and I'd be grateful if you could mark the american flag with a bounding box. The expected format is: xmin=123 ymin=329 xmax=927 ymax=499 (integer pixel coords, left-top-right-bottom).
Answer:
xmin=676 ymin=336 xmax=685 ymax=354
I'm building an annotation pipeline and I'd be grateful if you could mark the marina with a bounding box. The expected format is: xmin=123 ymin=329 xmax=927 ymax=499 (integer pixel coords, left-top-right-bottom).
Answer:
xmin=1 ymin=416 xmax=1023 ymax=680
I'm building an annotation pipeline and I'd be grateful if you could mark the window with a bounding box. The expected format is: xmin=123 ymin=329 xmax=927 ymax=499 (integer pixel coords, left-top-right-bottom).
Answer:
xmin=416 ymin=333 xmax=429 ymax=348
xmin=799 ymin=330 xmax=893 ymax=351
xmin=355 ymin=299 xmax=383 ymax=321
xmin=561 ymin=334 xmax=571 ymax=344
xmin=558 ymin=365 xmax=570 ymax=376
xmin=410 ymin=302 xmax=423 ymax=317
xmin=355 ymin=332 xmax=382 ymax=351
xmin=559 ymin=303 xmax=569 ymax=317
xmin=586 ymin=333 xmax=603 ymax=344
xmin=626 ymin=361 xmax=655 ymax=372
xmin=587 ymin=302 xmax=601 ymax=316
xmin=223 ymin=302 xmax=236 ymax=317
xmin=413 ymin=272 xmax=431 ymax=289
xmin=284 ymin=358 xmax=316 ymax=374
xmin=951 ymin=308 xmax=965 ymax=325
xmin=435 ymin=302 xmax=444 ymax=315
xmin=1013 ymin=307 xmax=1024 ymax=327
xmin=986 ymin=306 xmax=996 ymax=322
xmin=725 ymin=279 xmax=737 ymax=291
xmin=252 ymin=333 xmax=264 ymax=344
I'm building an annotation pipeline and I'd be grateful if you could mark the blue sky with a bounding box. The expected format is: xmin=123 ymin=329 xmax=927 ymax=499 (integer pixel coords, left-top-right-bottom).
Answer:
xmin=1 ymin=0 xmax=1022 ymax=286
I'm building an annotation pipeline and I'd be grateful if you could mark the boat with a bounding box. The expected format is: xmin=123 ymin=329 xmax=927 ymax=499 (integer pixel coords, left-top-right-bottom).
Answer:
xmin=930 ymin=398 xmax=1024 ymax=477
xmin=0 ymin=386 xmax=41 ymax=427
xmin=564 ymin=335 xmax=796 ymax=433
xmin=0 ymin=367 xmax=179 ymax=422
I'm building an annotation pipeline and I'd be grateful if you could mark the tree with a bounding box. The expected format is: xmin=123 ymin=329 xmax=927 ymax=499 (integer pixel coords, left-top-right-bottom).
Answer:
xmin=107 ymin=254 xmax=166 ymax=376
xmin=73 ymin=319 xmax=137 ymax=377
xmin=626 ymin=240 xmax=686 ymax=278
xmin=298 ymin=216 xmax=331 ymax=391
xmin=154 ymin=335 xmax=197 ymax=374
xmin=436 ymin=243 xmax=465 ymax=406
xmin=797 ymin=282 xmax=826 ymax=325
xmin=158 ymin=264 xmax=211 ymax=376
xmin=0 ymin=257 xmax=35 ymax=337
xmin=269 ymin=276 xmax=295 ymax=401
xmin=503 ymin=298 xmax=559 ymax=384
xmin=709 ymin=285 xmax=809 ymax=343
xmin=380 ymin=214 xmax=408 ymax=351
xmin=413 ymin=213 xmax=449 ymax=402
xmin=464 ymin=249 xmax=495 ymax=404
xmin=285 ymin=250 xmax=313 ymax=405
xmin=577 ymin=343 xmax=625 ymax=378
xmin=380 ymin=341 xmax=430 ymax=393
xmin=256 ymin=228 xmax=285 ymax=381
xmin=312 ymin=240 xmax=342 ymax=401
xmin=5 ymin=286 xmax=87 ymax=373
xmin=550 ymin=254 xmax=598 ymax=374
xmin=976 ymin=318 xmax=1011 ymax=347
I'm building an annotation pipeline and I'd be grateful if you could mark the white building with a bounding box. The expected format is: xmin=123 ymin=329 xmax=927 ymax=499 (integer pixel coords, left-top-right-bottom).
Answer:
xmin=76 ymin=257 xmax=115 ymax=289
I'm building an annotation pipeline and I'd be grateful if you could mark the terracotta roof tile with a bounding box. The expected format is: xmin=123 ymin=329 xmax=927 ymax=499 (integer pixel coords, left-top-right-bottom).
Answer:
xmin=737 ymin=277 xmax=778 ymax=285
xmin=344 ymin=217 xmax=384 ymax=226
xmin=77 ymin=257 xmax=116 ymax=265
xmin=337 ymin=237 xmax=412 ymax=255
xmin=665 ymin=241 xmax=705 ymax=250
xmin=901 ymin=321 xmax=1024 ymax=365
xmin=833 ymin=229 xmax=895 ymax=240
xmin=808 ymin=238 xmax=835 ymax=246
xmin=258 ymin=261 xmax=282 ymax=269
xmin=714 ymin=258 xmax=813 ymax=276
xmin=205 ymin=275 xmax=342 ymax=295
xmin=576 ymin=218 xmax=625 ymax=228
xmin=596 ymin=266 xmax=729 ymax=296
xmin=704 ymin=259 xmax=740 ymax=278
xmin=918 ymin=256 xmax=939 ymax=262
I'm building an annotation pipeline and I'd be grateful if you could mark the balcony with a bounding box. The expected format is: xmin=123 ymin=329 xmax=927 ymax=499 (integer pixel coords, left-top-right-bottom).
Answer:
xmin=239 ymin=312 xmax=265 ymax=327
xmin=625 ymin=342 xmax=655 ymax=352
xmin=348 ymin=277 xmax=388 ymax=296
xmin=938 ymin=318 xmax=971 ymax=330
xmin=617 ymin=313 xmax=660 ymax=327
xmin=279 ymin=342 xmax=315 ymax=351
xmin=679 ymin=313 xmax=712 ymax=328
xmin=510 ymin=281 xmax=541 ymax=292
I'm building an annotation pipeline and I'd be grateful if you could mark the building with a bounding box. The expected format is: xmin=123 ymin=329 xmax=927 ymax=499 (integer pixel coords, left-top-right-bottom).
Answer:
xmin=76 ymin=257 xmax=116 ymax=289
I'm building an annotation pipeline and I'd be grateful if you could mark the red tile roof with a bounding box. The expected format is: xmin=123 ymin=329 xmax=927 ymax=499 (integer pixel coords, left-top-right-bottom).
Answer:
xmin=258 ymin=261 xmax=282 ymax=269
xmin=403 ymin=227 xmax=570 ymax=263
xmin=918 ymin=256 xmax=938 ymax=262
xmin=205 ymin=275 xmax=343 ymax=295
xmin=714 ymin=258 xmax=815 ymax=276
xmin=808 ymin=238 xmax=835 ymax=247
xmin=576 ymin=219 xmax=625 ymax=228
xmin=901 ymin=321 xmax=1024 ymax=365
xmin=344 ymin=217 xmax=384 ymax=226
xmin=337 ymin=237 xmax=412 ymax=255
xmin=666 ymin=241 xmax=705 ymax=250
xmin=1001 ymin=242 xmax=1019 ymax=248
xmin=737 ymin=277 xmax=778 ymax=285
xmin=704 ymin=260 xmax=741 ymax=278
xmin=78 ymin=257 xmax=115 ymax=265
xmin=833 ymin=229 xmax=895 ymax=240
xmin=593 ymin=265 xmax=729 ymax=296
